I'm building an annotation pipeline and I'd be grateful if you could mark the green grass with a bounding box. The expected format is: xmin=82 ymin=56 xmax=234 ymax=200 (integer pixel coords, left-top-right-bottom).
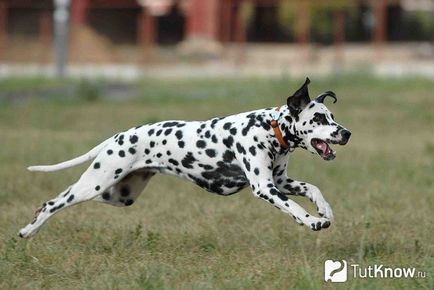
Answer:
xmin=0 ymin=75 xmax=433 ymax=289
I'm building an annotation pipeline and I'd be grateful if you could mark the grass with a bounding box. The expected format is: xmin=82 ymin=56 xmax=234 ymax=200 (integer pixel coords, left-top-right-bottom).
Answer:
xmin=0 ymin=75 xmax=433 ymax=289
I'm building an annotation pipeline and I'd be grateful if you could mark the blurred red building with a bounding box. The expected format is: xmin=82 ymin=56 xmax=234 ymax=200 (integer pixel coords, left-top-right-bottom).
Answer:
xmin=0 ymin=0 xmax=432 ymax=62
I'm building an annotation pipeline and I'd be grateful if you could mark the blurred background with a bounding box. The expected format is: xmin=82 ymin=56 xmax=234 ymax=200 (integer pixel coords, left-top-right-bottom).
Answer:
xmin=0 ymin=0 xmax=432 ymax=79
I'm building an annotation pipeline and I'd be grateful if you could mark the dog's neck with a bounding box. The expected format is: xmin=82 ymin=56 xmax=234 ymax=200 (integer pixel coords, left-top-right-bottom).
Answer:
xmin=267 ymin=105 xmax=305 ymax=154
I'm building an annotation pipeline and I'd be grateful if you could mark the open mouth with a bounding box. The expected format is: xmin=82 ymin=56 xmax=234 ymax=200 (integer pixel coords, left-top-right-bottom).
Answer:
xmin=311 ymin=138 xmax=336 ymax=160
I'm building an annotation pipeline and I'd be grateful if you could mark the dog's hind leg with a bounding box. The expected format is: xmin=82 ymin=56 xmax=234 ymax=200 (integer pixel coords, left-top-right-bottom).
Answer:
xmin=18 ymin=157 xmax=133 ymax=238
xmin=93 ymin=171 xmax=155 ymax=207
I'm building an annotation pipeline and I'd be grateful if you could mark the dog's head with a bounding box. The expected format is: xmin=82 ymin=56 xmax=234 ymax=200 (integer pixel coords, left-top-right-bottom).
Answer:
xmin=283 ymin=78 xmax=351 ymax=160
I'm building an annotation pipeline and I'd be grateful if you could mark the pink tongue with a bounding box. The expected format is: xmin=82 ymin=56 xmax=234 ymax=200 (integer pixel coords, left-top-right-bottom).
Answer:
xmin=317 ymin=141 xmax=327 ymax=153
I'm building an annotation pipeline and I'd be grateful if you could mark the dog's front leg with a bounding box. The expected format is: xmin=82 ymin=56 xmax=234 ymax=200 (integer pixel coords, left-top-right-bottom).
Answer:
xmin=272 ymin=156 xmax=333 ymax=222
xmin=241 ymin=155 xmax=331 ymax=231
xmin=251 ymin=179 xmax=331 ymax=231
xmin=276 ymin=179 xmax=334 ymax=223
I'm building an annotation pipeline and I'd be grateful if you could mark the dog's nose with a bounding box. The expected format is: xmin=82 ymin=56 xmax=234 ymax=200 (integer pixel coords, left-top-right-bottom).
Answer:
xmin=340 ymin=130 xmax=351 ymax=144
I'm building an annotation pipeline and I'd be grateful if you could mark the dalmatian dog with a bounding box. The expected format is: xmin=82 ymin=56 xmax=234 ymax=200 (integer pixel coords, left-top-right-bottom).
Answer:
xmin=18 ymin=78 xmax=351 ymax=238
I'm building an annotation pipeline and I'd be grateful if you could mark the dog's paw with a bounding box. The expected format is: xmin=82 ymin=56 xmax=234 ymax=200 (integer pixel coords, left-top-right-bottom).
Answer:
xmin=306 ymin=217 xmax=332 ymax=231
xmin=18 ymin=224 xmax=39 ymax=239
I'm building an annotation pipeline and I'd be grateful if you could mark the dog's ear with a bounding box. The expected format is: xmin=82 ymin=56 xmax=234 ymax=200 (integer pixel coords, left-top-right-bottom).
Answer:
xmin=287 ymin=77 xmax=311 ymax=115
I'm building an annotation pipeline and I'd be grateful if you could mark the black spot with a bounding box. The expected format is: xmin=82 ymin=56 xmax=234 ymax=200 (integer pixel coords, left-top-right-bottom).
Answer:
xmin=242 ymin=116 xmax=256 ymax=136
xmin=128 ymin=147 xmax=136 ymax=154
xmin=222 ymin=150 xmax=235 ymax=162
xmin=211 ymin=119 xmax=218 ymax=128
xmin=223 ymin=122 xmax=232 ymax=130
xmin=236 ymin=143 xmax=246 ymax=154
xmin=205 ymin=149 xmax=216 ymax=158
xmin=182 ymin=152 xmax=197 ymax=169
xmin=150 ymin=141 xmax=155 ymax=148
xmin=119 ymin=150 xmax=125 ymax=157
xmin=166 ymin=150 xmax=171 ymax=155
xmin=313 ymin=113 xmax=330 ymax=125
xmin=120 ymin=186 xmax=130 ymax=197
xmin=229 ymin=128 xmax=237 ymax=135
xmin=107 ymin=150 xmax=113 ymax=155
xmin=102 ymin=192 xmax=110 ymax=200
xmin=67 ymin=195 xmax=74 ymax=203
xmin=164 ymin=129 xmax=172 ymax=136
xmin=223 ymin=136 xmax=234 ymax=148
xmin=254 ymin=168 xmax=260 ymax=175
xmin=248 ymin=146 xmax=256 ymax=156
xmin=272 ymin=165 xmax=281 ymax=176
xmin=205 ymin=131 xmax=211 ymax=138
xmin=162 ymin=121 xmax=179 ymax=128
xmin=48 ymin=201 xmax=55 ymax=205
xmin=175 ymin=130 xmax=183 ymax=140
xmin=200 ymin=164 xmax=214 ymax=170
xmin=118 ymin=135 xmax=125 ymax=145
xmin=156 ymin=153 xmax=162 ymax=158
xmin=156 ymin=130 xmax=163 ymax=136
xmin=148 ymin=129 xmax=155 ymax=136
xmin=178 ymin=141 xmax=185 ymax=148
xmin=243 ymin=158 xmax=250 ymax=171
xmin=270 ymin=188 xmax=279 ymax=195
xmin=49 ymin=203 xmax=65 ymax=213
xmin=211 ymin=135 xmax=218 ymax=143
xmin=196 ymin=140 xmax=206 ymax=148
xmin=62 ymin=189 xmax=70 ymax=197
xmin=115 ymin=168 xmax=123 ymax=174
xmin=168 ymin=159 xmax=179 ymax=166
xmin=93 ymin=162 xmax=100 ymax=169
xmin=129 ymin=135 xmax=139 ymax=144
xmin=95 ymin=185 xmax=100 ymax=191
xmin=261 ymin=122 xmax=271 ymax=131
xmin=162 ymin=140 xmax=167 ymax=145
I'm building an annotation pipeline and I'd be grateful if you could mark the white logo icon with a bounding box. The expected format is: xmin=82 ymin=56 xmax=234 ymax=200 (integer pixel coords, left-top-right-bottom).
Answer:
xmin=325 ymin=260 xmax=348 ymax=282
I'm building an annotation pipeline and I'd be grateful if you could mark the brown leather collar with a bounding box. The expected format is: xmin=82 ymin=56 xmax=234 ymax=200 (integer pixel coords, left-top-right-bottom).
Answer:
xmin=270 ymin=107 xmax=289 ymax=149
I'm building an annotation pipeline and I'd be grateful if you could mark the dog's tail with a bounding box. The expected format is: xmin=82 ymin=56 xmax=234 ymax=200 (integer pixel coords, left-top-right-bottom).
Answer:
xmin=27 ymin=139 xmax=110 ymax=172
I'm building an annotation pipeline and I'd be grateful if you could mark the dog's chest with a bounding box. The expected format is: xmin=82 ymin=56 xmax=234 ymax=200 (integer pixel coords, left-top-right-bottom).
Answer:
xmin=160 ymin=155 xmax=248 ymax=195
